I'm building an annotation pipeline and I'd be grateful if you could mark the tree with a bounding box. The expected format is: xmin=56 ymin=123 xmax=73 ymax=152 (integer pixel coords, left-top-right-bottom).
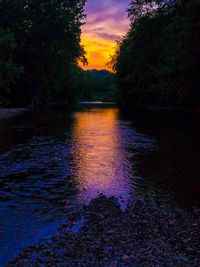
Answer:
xmin=112 ymin=0 xmax=200 ymax=109
xmin=0 ymin=27 xmax=22 ymax=106
xmin=0 ymin=0 xmax=87 ymax=107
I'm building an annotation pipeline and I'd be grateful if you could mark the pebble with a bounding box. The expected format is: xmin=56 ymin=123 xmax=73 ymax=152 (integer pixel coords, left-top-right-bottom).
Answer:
xmin=7 ymin=195 xmax=200 ymax=266
xmin=122 ymin=255 xmax=130 ymax=260
xmin=110 ymin=260 xmax=118 ymax=267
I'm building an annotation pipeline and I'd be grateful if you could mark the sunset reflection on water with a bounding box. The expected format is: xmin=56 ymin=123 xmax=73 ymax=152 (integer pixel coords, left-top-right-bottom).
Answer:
xmin=72 ymin=107 xmax=133 ymax=206
xmin=1 ymin=105 xmax=200 ymax=265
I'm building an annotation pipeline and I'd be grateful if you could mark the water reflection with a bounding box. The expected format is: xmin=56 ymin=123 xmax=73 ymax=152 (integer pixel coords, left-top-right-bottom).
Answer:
xmin=1 ymin=105 xmax=200 ymax=265
xmin=71 ymin=108 xmax=133 ymax=206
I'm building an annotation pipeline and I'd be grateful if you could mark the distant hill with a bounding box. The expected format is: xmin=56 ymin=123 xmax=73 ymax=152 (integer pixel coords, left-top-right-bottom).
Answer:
xmin=86 ymin=69 xmax=112 ymax=79
xmin=81 ymin=69 xmax=117 ymax=102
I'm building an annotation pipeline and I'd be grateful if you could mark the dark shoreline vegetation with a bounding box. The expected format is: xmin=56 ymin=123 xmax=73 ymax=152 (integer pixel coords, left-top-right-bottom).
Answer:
xmin=0 ymin=0 xmax=117 ymax=108
xmin=1 ymin=0 xmax=199 ymax=110
xmin=111 ymin=0 xmax=200 ymax=110
xmin=7 ymin=195 xmax=200 ymax=266
xmin=0 ymin=0 xmax=88 ymax=107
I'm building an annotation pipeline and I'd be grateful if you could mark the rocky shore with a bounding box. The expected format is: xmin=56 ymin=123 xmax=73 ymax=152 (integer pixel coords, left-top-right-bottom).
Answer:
xmin=7 ymin=195 xmax=200 ymax=266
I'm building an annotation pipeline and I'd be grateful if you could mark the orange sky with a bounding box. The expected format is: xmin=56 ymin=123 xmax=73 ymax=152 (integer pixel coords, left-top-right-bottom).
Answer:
xmin=80 ymin=33 xmax=116 ymax=71
xmin=79 ymin=0 xmax=130 ymax=71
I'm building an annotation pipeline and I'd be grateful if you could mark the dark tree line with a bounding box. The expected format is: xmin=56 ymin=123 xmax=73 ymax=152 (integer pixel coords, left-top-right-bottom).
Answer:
xmin=0 ymin=0 xmax=87 ymax=107
xmin=80 ymin=70 xmax=117 ymax=101
xmin=111 ymin=0 xmax=200 ymax=109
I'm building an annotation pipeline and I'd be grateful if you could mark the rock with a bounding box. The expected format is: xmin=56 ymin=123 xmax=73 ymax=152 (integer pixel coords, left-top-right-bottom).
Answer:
xmin=104 ymin=247 xmax=112 ymax=253
xmin=110 ymin=196 xmax=120 ymax=208
xmin=185 ymin=247 xmax=194 ymax=254
xmin=6 ymin=195 xmax=200 ymax=267
xmin=107 ymin=230 xmax=115 ymax=234
xmin=122 ymin=255 xmax=130 ymax=260
xmin=110 ymin=261 xmax=118 ymax=267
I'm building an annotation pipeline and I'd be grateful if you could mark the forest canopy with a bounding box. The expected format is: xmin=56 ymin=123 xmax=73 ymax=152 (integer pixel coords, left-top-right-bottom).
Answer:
xmin=80 ymin=70 xmax=117 ymax=102
xmin=111 ymin=0 xmax=200 ymax=109
xmin=0 ymin=0 xmax=87 ymax=107
xmin=1 ymin=0 xmax=199 ymax=109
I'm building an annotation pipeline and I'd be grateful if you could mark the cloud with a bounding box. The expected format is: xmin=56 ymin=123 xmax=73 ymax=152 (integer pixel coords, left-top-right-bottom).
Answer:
xmin=80 ymin=0 xmax=130 ymax=70
xmin=90 ymin=52 xmax=100 ymax=58
xmin=91 ymin=41 xmax=110 ymax=48
xmin=96 ymin=32 xmax=120 ymax=41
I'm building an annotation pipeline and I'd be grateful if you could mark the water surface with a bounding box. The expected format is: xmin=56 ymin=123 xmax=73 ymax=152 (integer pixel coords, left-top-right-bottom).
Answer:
xmin=0 ymin=104 xmax=200 ymax=265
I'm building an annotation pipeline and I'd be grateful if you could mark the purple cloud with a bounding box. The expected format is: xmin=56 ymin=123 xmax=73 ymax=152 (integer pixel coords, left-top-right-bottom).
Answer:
xmin=80 ymin=0 xmax=130 ymax=70
xmin=83 ymin=0 xmax=130 ymax=41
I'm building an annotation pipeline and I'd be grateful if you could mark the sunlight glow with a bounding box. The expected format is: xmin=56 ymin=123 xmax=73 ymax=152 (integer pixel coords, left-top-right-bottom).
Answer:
xmin=80 ymin=34 xmax=115 ymax=70
xmin=79 ymin=0 xmax=130 ymax=70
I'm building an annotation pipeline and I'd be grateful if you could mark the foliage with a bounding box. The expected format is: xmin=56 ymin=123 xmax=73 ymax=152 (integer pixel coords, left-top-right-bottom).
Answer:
xmin=112 ymin=0 xmax=200 ymax=109
xmin=0 ymin=27 xmax=23 ymax=106
xmin=0 ymin=0 xmax=87 ymax=107
xmin=80 ymin=70 xmax=118 ymax=101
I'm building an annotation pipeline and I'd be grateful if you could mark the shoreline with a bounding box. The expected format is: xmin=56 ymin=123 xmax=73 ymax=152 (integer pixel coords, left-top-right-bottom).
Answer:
xmin=146 ymin=106 xmax=200 ymax=113
xmin=0 ymin=108 xmax=28 ymax=120
xmin=7 ymin=195 xmax=200 ymax=266
xmin=0 ymin=104 xmax=199 ymax=122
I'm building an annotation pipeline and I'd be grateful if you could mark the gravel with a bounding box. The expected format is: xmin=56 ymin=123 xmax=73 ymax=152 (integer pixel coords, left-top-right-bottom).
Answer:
xmin=7 ymin=195 xmax=200 ymax=266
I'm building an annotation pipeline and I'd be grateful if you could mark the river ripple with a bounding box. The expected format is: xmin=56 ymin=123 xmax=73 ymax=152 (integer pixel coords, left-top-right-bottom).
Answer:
xmin=0 ymin=104 xmax=200 ymax=265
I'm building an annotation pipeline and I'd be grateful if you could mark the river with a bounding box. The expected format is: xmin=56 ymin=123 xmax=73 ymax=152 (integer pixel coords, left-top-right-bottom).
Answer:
xmin=0 ymin=103 xmax=200 ymax=265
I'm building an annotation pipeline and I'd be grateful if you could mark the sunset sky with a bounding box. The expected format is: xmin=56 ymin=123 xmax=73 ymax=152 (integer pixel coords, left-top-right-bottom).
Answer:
xmin=80 ymin=0 xmax=130 ymax=70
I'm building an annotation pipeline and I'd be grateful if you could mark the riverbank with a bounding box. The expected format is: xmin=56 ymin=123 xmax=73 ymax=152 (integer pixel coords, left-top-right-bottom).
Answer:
xmin=147 ymin=106 xmax=200 ymax=113
xmin=7 ymin=195 xmax=200 ymax=266
xmin=122 ymin=104 xmax=200 ymax=114
xmin=0 ymin=108 xmax=28 ymax=120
